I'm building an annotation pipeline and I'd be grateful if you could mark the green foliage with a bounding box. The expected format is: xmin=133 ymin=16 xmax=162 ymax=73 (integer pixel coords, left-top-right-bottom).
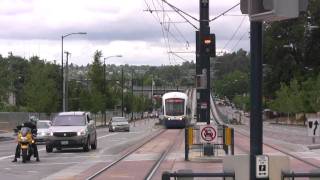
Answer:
xmin=24 ymin=57 xmax=59 ymax=113
xmin=270 ymin=79 xmax=306 ymax=114
xmin=233 ymin=95 xmax=250 ymax=111
xmin=214 ymin=70 xmax=249 ymax=100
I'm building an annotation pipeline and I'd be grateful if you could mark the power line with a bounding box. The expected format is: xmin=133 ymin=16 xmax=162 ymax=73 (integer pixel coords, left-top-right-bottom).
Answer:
xmin=231 ymin=30 xmax=249 ymax=51
xmin=161 ymin=0 xmax=199 ymax=30
xmin=223 ymin=16 xmax=246 ymax=49
xmin=210 ymin=3 xmax=240 ymax=22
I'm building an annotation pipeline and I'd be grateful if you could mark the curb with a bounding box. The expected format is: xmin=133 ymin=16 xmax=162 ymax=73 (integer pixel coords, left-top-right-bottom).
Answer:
xmin=307 ymin=144 xmax=320 ymax=150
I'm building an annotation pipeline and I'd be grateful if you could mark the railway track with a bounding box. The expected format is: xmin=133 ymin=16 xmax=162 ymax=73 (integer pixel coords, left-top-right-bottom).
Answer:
xmin=235 ymin=129 xmax=320 ymax=169
xmin=85 ymin=129 xmax=183 ymax=180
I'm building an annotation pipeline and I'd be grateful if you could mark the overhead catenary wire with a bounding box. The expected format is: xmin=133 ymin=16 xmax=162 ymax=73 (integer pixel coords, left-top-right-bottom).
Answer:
xmin=145 ymin=0 xmax=194 ymax=64
xmin=223 ymin=16 xmax=246 ymax=50
xmin=161 ymin=0 xmax=199 ymax=30
xmin=210 ymin=3 xmax=240 ymax=22
xmin=231 ymin=29 xmax=249 ymax=51
xmin=145 ymin=0 xmax=172 ymax=63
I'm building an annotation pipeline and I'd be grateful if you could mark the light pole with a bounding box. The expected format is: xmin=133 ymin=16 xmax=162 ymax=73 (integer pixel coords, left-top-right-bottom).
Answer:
xmin=64 ymin=51 xmax=71 ymax=111
xmin=103 ymin=55 xmax=122 ymax=122
xmin=61 ymin=32 xmax=87 ymax=112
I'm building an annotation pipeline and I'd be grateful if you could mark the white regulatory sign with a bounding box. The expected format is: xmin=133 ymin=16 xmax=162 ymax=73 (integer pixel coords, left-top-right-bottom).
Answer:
xmin=307 ymin=118 xmax=320 ymax=137
xmin=200 ymin=125 xmax=217 ymax=143
xmin=256 ymin=155 xmax=269 ymax=179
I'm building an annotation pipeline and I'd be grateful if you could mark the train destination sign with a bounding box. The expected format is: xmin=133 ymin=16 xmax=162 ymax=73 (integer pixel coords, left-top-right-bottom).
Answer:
xmin=200 ymin=125 xmax=217 ymax=143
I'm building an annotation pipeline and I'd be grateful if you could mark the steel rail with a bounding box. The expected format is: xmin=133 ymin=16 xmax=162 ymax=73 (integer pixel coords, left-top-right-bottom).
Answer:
xmin=235 ymin=129 xmax=320 ymax=169
xmin=85 ymin=129 xmax=167 ymax=180
xmin=144 ymin=129 xmax=183 ymax=180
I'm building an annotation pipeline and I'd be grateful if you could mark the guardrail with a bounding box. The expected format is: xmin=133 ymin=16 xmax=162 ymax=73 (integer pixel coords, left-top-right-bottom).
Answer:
xmin=162 ymin=171 xmax=235 ymax=179
xmin=282 ymin=171 xmax=320 ymax=180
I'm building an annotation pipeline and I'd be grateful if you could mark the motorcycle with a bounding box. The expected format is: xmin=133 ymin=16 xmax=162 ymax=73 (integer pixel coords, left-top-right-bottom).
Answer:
xmin=17 ymin=127 xmax=34 ymax=163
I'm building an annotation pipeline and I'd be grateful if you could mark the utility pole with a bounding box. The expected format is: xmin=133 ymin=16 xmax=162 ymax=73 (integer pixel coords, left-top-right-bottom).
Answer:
xmin=141 ymin=77 xmax=144 ymax=119
xmin=131 ymin=68 xmax=134 ymax=125
xmin=121 ymin=67 xmax=124 ymax=117
xmin=196 ymin=0 xmax=211 ymax=124
xmin=61 ymin=36 xmax=64 ymax=112
xmin=151 ymin=75 xmax=154 ymax=111
xmin=103 ymin=59 xmax=106 ymax=126
xmin=64 ymin=51 xmax=71 ymax=112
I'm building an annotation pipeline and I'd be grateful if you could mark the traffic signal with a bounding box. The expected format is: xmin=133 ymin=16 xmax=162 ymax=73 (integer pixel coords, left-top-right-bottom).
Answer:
xmin=240 ymin=0 xmax=308 ymax=22
xmin=201 ymin=34 xmax=216 ymax=58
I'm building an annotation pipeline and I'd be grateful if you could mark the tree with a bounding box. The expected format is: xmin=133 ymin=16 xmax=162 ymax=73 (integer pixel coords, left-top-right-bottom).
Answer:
xmin=88 ymin=50 xmax=105 ymax=113
xmin=24 ymin=57 xmax=59 ymax=114
xmin=213 ymin=70 xmax=249 ymax=100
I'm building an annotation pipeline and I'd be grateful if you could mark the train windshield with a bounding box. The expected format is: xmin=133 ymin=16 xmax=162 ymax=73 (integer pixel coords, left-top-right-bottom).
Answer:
xmin=165 ymin=98 xmax=184 ymax=116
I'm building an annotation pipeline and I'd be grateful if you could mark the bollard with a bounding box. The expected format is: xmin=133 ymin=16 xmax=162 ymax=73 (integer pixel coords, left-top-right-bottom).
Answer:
xmin=162 ymin=171 xmax=171 ymax=180
xmin=185 ymin=127 xmax=189 ymax=161
xmin=231 ymin=128 xmax=234 ymax=155
xmin=223 ymin=126 xmax=229 ymax=154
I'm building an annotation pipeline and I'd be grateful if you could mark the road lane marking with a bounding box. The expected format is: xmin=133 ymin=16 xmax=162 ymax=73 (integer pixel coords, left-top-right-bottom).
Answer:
xmin=0 ymin=147 xmax=46 ymax=161
xmin=97 ymin=133 xmax=118 ymax=139
xmin=0 ymin=133 xmax=118 ymax=161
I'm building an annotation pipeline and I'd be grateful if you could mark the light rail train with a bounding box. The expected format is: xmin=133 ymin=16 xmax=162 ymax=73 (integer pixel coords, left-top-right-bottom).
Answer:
xmin=161 ymin=92 xmax=189 ymax=128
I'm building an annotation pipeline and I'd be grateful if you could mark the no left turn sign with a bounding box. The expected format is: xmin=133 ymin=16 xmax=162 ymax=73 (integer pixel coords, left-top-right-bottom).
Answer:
xmin=200 ymin=125 xmax=217 ymax=143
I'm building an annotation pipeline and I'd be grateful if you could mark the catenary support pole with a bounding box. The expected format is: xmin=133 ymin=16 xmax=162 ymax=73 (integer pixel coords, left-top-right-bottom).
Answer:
xmin=250 ymin=21 xmax=263 ymax=180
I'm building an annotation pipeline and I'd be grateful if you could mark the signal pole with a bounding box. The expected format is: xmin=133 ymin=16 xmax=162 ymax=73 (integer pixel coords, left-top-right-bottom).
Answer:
xmin=196 ymin=0 xmax=212 ymax=124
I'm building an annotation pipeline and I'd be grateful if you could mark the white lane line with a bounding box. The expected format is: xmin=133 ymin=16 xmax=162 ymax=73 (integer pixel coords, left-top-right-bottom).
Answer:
xmin=0 ymin=147 xmax=46 ymax=161
xmin=9 ymin=160 xmax=113 ymax=166
xmin=0 ymin=132 xmax=117 ymax=161
xmin=97 ymin=133 xmax=118 ymax=139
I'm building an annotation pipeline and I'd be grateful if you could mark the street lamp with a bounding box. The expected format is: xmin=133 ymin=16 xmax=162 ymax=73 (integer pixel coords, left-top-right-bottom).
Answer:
xmin=61 ymin=32 xmax=87 ymax=112
xmin=103 ymin=55 xmax=122 ymax=122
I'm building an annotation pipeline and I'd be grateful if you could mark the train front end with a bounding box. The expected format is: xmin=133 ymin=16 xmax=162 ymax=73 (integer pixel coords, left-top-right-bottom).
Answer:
xmin=163 ymin=92 xmax=188 ymax=128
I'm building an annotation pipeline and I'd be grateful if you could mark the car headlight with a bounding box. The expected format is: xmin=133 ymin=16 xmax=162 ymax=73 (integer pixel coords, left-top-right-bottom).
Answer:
xmin=49 ymin=131 xmax=53 ymax=136
xmin=168 ymin=118 xmax=171 ymax=120
xmin=179 ymin=117 xmax=183 ymax=120
xmin=77 ymin=129 xmax=87 ymax=136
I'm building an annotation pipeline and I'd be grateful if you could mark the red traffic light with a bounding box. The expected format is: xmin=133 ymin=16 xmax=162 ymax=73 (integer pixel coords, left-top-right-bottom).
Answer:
xmin=203 ymin=36 xmax=212 ymax=44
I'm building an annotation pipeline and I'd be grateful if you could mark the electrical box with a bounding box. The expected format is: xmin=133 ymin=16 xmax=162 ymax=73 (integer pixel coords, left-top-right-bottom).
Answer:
xmin=196 ymin=69 xmax=207 ymax=89
xmin=240 ymin=0 xmax=308 ymax=22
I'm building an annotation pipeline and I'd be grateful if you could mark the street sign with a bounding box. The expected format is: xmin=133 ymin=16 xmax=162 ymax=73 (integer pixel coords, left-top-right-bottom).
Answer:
xmin=200 ymin=125 xmax=217 ymax=143
xmin=256 ymin=155 xmax=269 ymax=178
xmin=307 ymin=118 xmax=320 ymax=137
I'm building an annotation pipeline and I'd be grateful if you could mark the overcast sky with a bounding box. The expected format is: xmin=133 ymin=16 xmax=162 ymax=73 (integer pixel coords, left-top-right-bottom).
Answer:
xmin=0 ymin=0 xmax=250 ymax=66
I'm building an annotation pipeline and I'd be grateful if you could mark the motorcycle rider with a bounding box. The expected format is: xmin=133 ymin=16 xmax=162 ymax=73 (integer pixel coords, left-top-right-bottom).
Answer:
xmin=12 ymin=116 xmax=40 ymax=162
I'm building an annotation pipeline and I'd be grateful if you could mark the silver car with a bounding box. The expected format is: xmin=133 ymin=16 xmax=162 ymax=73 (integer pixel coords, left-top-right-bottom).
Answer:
xmin=46 ymin=112 xmax=97 ymax=152
xmin=36 ymin=120 xmax=52 ymax=144
xmin=109 ymin=117 xmax=130 ymax=132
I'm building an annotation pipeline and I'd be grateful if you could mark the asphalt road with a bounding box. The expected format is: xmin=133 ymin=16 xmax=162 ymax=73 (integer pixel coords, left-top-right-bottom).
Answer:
xmin=0 ymin=118 xmax=160 ymax=180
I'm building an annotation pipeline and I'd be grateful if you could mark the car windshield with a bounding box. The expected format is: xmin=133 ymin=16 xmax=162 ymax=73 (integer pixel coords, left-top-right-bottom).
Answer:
xmin=112 ymin=117 xmax=127 ymax=122
xmin=37 ymin=121 xmax=50 ymax=129
xmin=165 ymin=98 xmax=184 ymax=116
xmin=52 ymin=115 xmax=85 ymax=126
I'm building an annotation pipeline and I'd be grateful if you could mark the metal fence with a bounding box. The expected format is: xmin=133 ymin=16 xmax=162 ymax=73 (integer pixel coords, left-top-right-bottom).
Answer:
xmin=0 ymin=111 xmax=147 ymax=132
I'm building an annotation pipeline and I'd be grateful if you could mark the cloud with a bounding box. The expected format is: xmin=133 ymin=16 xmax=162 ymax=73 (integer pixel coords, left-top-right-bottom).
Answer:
xmin=0 ymin=0 xmax=250 ymax=65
